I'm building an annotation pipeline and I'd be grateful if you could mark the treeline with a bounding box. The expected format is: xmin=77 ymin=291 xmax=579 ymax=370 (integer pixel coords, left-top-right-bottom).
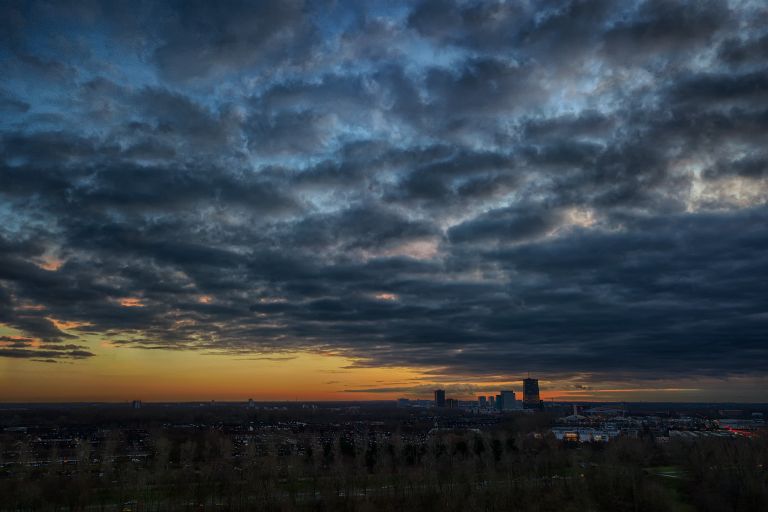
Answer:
xmin=1 ymin=428 xmax=766 ymax=511
xmin=677 ymin=433 xmax=768 ymax=511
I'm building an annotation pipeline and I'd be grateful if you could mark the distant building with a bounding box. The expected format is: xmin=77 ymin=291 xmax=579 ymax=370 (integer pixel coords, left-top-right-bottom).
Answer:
xmin=523 ymin=377 xmax=542 ymax=409
xmin=551 ymin=427 xmax=619 ymax=443
xmin=131 ymin=400 xmax=142 ymax=410
xmin=445 ymin=398 xmax=459 ymax=409
xmin=499 ymin=390 xmax=520 ymax=411
xmin=478 ymin=396 xmax=487 ymax=407
xmin=397 ymin=398 xmax=411 ymax=408
xmin=434 ymin=389 xmax=446 ymax=408
xmin=247 ymin=398 xmax=255 ymax=409
xmin=488 ymin=396 xmax=495 ymax=408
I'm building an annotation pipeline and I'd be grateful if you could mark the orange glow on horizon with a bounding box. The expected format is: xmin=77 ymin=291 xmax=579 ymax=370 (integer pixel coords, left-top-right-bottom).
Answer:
xmin=1 ymin=325 xmax=764 ymax=403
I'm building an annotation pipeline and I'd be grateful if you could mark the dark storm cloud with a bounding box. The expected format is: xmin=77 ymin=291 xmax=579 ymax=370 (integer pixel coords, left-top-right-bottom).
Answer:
xmin=1 ymin=0 xmax=767 ymax=384
xmin=718 ymin=33 xmax=768 ymax=66
xmin=448 ymin=204 xmax=563 ymax=245
xmin=600 ymin=0 xmax=730 ymax=61
xmin=670 ymin=70 xmax=768 ymax=105
xmin=407 ymin=0 xmax=527 ymax=50
xmin=0 ymin=335 xmax=93 ymax=361
xmin=152 ymin=0 xmax=317 ymax=82
xmin=387 ymin=149 xmax=517 ymax=207
xmin=0 ymin=347 xmax=94 ymax=360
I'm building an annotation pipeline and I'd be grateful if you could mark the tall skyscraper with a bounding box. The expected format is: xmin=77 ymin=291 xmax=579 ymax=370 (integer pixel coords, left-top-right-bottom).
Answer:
xmin=523 ymin=377 xmax=541 ymax=408
xmin=478 ymin=396 xmax=487 ymax=407
xmin=488 ymin=395 xmax=495 ymax=408
xmin=434 ymin=389 xmax=446 ymax=408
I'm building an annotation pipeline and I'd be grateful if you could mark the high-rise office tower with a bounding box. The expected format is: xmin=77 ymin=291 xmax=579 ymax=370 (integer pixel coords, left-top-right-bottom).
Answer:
xmin=523 ymin=378 xmax=541 ymax=408
xmin=434 ymin=389 xmax=446 ymax=408
xmin=488 ymin=395 xmax=495 ymax=408
xmin=478 ymin=396 xmax=487 ymax=407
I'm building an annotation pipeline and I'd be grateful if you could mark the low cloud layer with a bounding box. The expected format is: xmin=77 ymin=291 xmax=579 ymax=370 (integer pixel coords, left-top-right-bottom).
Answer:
xmin=1 ymin=1 xmax=767 ymax=386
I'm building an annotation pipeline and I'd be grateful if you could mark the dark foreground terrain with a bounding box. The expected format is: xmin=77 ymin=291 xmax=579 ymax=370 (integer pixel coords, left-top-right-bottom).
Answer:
xmin=1 ymin=402 xmax=766 ymax=511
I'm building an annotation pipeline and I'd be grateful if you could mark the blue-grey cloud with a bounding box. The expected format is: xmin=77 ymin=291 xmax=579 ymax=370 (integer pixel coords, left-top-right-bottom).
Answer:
xmin=1 ymin=0 xmax=767 ymax=389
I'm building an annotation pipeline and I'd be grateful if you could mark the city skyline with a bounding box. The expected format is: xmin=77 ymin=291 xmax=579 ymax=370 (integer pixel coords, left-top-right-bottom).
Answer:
xmin=2 ymin=0 xmax=768 ymax=403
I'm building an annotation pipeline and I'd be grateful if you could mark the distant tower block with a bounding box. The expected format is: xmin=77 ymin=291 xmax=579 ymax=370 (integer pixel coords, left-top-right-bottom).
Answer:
xmin=523 ymin=377 xmax=542 ymax=409
xmin=131 ymin=400 xmax=142 ymax=409
xmin=500 ymin=390 xmax=519 ymax=410
xmin=434 ymin=389 xmax=446 ymax=408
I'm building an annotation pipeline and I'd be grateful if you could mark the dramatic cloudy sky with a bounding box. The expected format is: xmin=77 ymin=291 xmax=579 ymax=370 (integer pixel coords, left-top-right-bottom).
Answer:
xmin=1 ymin=0 xmax=767 ymax=401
